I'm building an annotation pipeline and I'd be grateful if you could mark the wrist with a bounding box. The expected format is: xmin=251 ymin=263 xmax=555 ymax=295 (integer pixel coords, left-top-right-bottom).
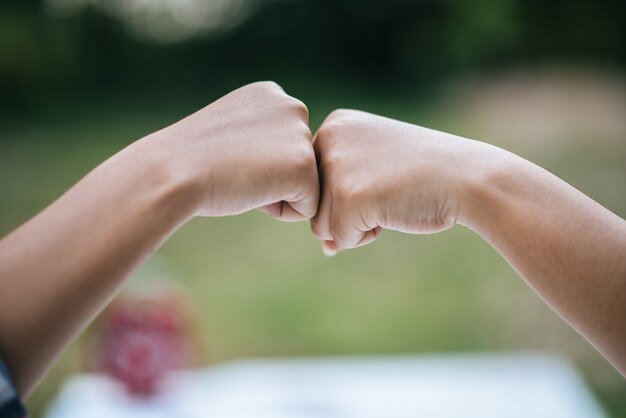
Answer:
xmin=127 ymin=135 xmax=204 ymax=222
xmin=456 ymin=140 xmax=522 ymax=233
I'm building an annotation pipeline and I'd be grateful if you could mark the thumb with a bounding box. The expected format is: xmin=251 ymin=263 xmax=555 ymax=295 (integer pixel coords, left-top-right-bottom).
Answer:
xmin=321 ymin=240 xmax=340 ymax=257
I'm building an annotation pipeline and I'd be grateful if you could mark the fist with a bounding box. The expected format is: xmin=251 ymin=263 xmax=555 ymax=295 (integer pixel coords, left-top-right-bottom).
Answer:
xmin=312 ymin=109 xmax=477 ymax=255
xmin=152 ymin=81 xmax=319 ymax=221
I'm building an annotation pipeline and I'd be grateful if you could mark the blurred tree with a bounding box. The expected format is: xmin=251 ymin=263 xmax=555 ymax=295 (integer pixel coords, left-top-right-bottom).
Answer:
xmin=1 ymin=0 xmax=625 ymax=110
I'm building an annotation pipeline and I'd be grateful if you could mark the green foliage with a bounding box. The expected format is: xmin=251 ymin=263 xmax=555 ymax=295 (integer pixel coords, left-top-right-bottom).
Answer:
xmin=1 ymin=0 xmax=625 ymax=110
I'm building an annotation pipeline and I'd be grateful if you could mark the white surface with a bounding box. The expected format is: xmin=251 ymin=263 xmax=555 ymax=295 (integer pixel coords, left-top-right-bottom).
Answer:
xmin=46 ymin=353 xmax=607 ymax=418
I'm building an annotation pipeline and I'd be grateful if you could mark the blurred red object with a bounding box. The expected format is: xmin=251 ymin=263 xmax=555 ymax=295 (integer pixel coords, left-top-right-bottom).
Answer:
xmin=95 ymin=285 xmax=198 ymax=397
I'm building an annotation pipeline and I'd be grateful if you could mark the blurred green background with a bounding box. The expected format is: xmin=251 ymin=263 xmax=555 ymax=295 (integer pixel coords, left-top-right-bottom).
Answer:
xmin=1 ymin=0 xmax=625 ymax=416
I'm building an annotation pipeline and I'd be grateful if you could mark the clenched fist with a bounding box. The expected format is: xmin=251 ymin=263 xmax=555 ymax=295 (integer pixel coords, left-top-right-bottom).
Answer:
xmin=311 ymin=109 xmax=486 ymax=255
xmin=146 ymin=81 xmax=319 ymax=221
xmin=5 ymin=80 xmax=625 ymax=400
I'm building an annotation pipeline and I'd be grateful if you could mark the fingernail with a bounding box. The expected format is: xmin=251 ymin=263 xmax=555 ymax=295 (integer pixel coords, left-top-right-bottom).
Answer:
xmin=321 ymin=241 xmax=338 ymax=257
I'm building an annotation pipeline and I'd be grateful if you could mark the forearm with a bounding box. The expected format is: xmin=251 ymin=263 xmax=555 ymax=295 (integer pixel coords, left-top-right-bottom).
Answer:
xmin=0 ymin=81 xmax=317 ymax=396
xmin=309 ymin=108 xmax=626 ymax=373
xmin=460 ymin=142 xmax=626 ymax=375
xmin=0 ymin=136 xmax=198 ymax=395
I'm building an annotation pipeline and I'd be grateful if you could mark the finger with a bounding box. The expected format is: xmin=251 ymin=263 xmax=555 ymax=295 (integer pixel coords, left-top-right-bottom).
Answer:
xmin=261 ymin=123 xmax=318 ymax=222
xmin=321 ymin=240 xmax=340 ymax=256
xmin=310 ymin=133 xmax=333 ymax=239
xmin=285 ymin=167 xmax=320 ymax=221
xmin=280 ymin=121 xmax=318 ymax=221
xmin=356 ymin=226 xmax=383 ymax=247
xmin=257 ymin=202 xmax=293 ymax=218
xmin=257 ymin=203 xmax=278 ymax=216
xmin=329 ymin=206 xmax=382 ymax=250
xmin=320 ymin=228 xmax=381 ymax=257
xmin=310 ymin=187 xmax=333 ymax=240
xmin=258 ymin=201 xmax=309 ymax=222
xmin=258 ymin=160 xmax=319 ymax=222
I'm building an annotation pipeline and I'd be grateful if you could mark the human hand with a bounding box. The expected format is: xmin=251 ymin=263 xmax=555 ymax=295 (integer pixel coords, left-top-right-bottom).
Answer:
xmin=311 ymin=109 xmax=487 ymax=255
xmin=147 ymin=81 xmax=319 ymax=221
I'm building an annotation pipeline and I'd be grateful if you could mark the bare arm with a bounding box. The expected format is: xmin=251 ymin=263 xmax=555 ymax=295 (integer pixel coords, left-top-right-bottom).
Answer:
xmin=311 ymin=109 xmax=626 ymax=376
xmin=0 ymin=81 xmax=319 ymax=395
xmin=0 ymin=139 xmax=196 ymax=395
xmin=461 ymin=146 xmax=626 ymax=374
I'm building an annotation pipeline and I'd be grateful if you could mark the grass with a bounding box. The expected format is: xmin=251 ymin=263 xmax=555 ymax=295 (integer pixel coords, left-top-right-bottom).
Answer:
xmin=0 ymin=75 xmax=624 ymax=417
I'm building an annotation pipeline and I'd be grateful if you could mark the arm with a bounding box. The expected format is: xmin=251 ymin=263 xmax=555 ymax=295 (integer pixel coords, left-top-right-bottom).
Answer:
xmin=461 ymin=146 xmax=626 ymax=374
xmin=311 ymin=109 xmax=626 ymax=376
xmin=0 ymin=81 xmax=319 ymax=395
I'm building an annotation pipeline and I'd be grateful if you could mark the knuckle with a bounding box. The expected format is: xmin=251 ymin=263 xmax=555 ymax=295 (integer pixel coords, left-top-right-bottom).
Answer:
xmin=326 ymin=108 xmax=354 ymax=122
xmin=245 ymin=81 xmax=285 ymax=99
xmin=317 ymin=109 xmax=359 ymax=139
xmin=255 ymin=80 xmax=283 ymax=92
xmin=318 ymin=146 xmax=342 ymax=170
xmin=313 ymin=124 xmax=335 ymax=150
xmin=300 ymin=122 xmax=313 ymax=142
xmin=319 ymin=132 xmax=350 ymax=163
xmin=292 ymin=146 xmax=316 ymax=174
xmin=332 ymin=182 xmax=352 ymax=205
xmin=314 ymin=124 xmax=345 ymax=155
xmin=281 ymin=101 xmax=310 ymax=127
xmin=289 ymin=98 xmax=309 ymax=119
xmin=314 ymin=124 xmax=336 ymax=143
xmin=333 ymin=177 xmax=363 ymax=205
xmin=237 ymin=81 xmax=283 ymax=103
xmin=324 ymin=108 xmax=362 ymax=128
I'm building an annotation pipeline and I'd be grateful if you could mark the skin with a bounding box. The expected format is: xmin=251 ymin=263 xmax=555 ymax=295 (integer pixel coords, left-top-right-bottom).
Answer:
xmin=0 ymin=85 xmax=624 ymax=396
xmin=311 ymin=109 xmax=626 ymax=377
xmin=0 ymin=81 xmax=319 ymax=395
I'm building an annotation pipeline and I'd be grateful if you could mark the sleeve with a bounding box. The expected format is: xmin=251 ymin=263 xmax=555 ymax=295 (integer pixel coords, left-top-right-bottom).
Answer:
xmin=0 ymin=360 xmax=27 ymax=418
